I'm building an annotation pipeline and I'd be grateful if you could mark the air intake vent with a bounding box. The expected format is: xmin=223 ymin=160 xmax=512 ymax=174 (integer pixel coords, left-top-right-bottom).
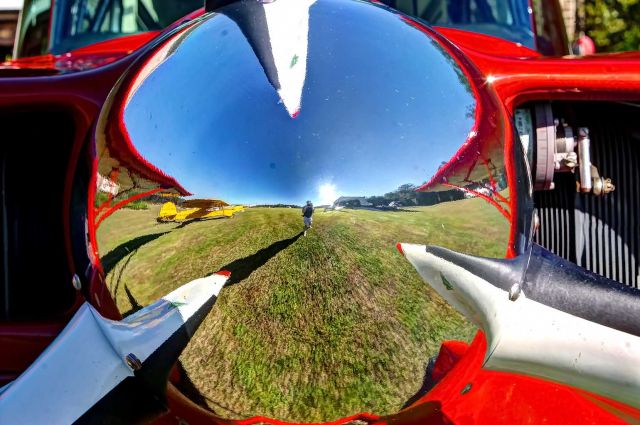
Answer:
xmin=535 ymin=103 xmax=640 ymax=288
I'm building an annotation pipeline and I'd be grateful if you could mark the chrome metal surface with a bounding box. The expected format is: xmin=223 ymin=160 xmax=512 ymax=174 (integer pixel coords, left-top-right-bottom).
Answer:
xmin=533 ymin=103 xmax=555 ymax=191
xmin=591 ymin=165 xmax=615 ymax=196
xmin=72 ymin=274 xmax=82 ymax=291
xmin=115 ymin=2 xmax=479 ymax=205
xmin=578 ymin=127 xmax=592 ymax=193
xmin=91 ymin=0 xmax=525 ymax=419
xmin=534 ymin=102 xmax=638 ymax=288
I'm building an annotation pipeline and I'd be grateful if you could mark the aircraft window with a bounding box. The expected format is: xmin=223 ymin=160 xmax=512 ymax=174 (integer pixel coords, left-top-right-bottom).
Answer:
xmin=15 ymin=0 xmax=51 ymax=57
xmin=385 ymin=0 xmax=534 ymax=49
xmin=52 ymin=0 xmax=202 ymax=53
xmin=531 ymin=0 xmax=570 ymax=55
xmin=15 ymin=0 xmax=204 ymax=57
xmin=486 ymin=0 xmax=514 ymax=25
xmin=412 ymin=0 xmax=512 ymax=25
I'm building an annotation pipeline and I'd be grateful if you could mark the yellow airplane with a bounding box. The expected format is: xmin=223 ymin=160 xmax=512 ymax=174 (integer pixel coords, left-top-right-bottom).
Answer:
xmin=157 ymin=199 xmax=244 ymax=222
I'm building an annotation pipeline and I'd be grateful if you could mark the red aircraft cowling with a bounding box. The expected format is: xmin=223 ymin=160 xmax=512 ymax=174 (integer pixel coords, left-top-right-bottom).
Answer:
xmin=0 ymin=1 xmax=639 ymax=424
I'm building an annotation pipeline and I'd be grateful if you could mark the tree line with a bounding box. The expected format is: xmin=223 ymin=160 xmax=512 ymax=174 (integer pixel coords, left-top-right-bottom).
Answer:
xmin=365 ymin=183 xmax=465 ymax=207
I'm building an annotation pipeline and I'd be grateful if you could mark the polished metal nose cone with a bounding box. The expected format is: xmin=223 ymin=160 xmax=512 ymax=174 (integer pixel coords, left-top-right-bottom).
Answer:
xmin=91 ymin=0 xmax=524 ymax=419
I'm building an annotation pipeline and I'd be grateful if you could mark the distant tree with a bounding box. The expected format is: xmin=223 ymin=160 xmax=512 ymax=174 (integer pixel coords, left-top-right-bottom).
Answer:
xmin=344 ymin=200 xmax=362 ymax=207
xmin=584 ymin=0 xmax=640 ymax=52
xmin=397 ymin=183 xmax=417 ymax=192
xmin=395 ymin=183 xmax=418 ymax=204
xmin=384 ymin=191 xmax=397 ymax=201
xmin=366 ymin=196 xmax=387 ymax=206
xmin=254 ymin=203 xmax=301 ymax=208
xmin=416 ymin=191 xmax=438 ymax=206
xmin=415 ymin=188 xmax=466 ymax=206
xmin=377 ymin=184 xmax=420 ymax=205
xmin=125 ymin=200 xmax=149 ymax=210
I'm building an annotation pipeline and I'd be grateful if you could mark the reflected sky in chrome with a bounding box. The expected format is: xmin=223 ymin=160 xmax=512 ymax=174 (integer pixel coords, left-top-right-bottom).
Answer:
xmin=123 ymin=0 xmax=476 ymax=206
xmin=95 ymin=3 xmax=516 ymax=419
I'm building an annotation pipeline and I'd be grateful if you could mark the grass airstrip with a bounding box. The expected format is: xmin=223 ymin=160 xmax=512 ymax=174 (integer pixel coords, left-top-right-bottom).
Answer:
xmin=97 ymin=199 xmax=508 ymax=422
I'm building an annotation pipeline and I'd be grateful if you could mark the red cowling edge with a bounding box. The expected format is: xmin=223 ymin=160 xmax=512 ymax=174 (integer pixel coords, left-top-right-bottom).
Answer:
xmin=102 ymin=28 xmax=192 ymax=198
xmin=463 ymin=50 xmax=640 ymax=111
xmin=1 ymin=7 xmax=640 ymax=424
xmin=417 ymin=332 xmax=640 ymax=424
xmin=430 ymin=340 xmax=469 ymax=384
xmin=401 ymin=16 xmax=519 ymax=258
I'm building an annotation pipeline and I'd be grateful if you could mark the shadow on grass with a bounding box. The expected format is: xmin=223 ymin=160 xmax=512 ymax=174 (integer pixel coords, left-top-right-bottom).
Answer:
xmin=389 ymin=208 xmax=420 ymax=213
xmin=175 ymin=361 xmax=211 ymax=409
xmin=121 ymin=284 xmax=144 ymax=317
xmin=326 ymin=207 xmax=419 ymax=213
xmin=174 ymin=218 xmax=208 ymax=229
xmin=401 ymin=357 xmax=436 ymax=409
xmin=174 ymin=361 xmax=246 ymax=416
xmin=102 ymin=232 xmax=169 ymax=316
xmin=175 ymin=216 xmax=233 ymax=229
xmin=110 ymin=253 xmax=136 ymax=310
xmin=216 ymin=231 xmax=304 ymax=286
xmin=101 ymin=232 xmax=170 ymax=274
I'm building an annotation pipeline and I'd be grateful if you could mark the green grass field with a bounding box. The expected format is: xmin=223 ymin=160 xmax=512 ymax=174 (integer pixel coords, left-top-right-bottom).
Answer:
xmin=97 ymin=199 xmax=508 ymax=421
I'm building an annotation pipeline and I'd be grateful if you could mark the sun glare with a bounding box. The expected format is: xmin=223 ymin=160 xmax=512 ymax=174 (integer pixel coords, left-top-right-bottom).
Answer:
xmin=318 ymin=183 xmax=338 ymax=205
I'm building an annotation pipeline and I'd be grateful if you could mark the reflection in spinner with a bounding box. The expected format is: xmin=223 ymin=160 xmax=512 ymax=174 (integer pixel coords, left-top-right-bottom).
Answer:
xmin=93 ymin=0 xmax=513 ymax=420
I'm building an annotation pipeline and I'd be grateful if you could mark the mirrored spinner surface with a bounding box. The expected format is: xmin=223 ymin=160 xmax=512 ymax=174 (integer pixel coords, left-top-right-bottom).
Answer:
xmin=93 ymin=0 xmax=512 ymax=420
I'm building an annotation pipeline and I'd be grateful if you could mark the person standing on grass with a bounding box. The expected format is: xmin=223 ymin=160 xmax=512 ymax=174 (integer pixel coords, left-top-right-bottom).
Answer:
xmin=302 ymin=200 xmax=314 ymax=236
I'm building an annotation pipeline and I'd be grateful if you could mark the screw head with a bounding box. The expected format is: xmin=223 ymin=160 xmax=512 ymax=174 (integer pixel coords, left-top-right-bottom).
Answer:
xmin=509 ymin=283 xmax=521 ymax=301
xmin=603 ymin=178 xmax=615 ymax=194
xmin=461 ymin=383 xmax=472 ymax=395
xmin=125 ymin=353 xmax=142 ymax=371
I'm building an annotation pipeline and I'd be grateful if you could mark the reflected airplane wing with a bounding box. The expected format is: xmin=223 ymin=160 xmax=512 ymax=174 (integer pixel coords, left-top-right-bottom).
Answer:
xmin=0 ymin=272 xmax=230 ymax=424
xmin=181 ymin=198 xmax=230 ymax=208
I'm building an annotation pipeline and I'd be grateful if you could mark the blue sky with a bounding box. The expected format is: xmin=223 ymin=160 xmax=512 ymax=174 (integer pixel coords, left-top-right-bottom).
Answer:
xmin=124 ymin=0 xmax=476 ymax=205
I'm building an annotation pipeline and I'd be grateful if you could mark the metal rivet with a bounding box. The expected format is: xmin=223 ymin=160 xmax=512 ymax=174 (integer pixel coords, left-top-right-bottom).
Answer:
xmin=125 ymin=353 xmax=142 ymax=371
xmin=72 ymin=274 xmax=82 ymax=290
xmin=509 ymin=283 xmax=521 ymax=301
xmin=461 ymin=383 xmax=472 ymax=395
